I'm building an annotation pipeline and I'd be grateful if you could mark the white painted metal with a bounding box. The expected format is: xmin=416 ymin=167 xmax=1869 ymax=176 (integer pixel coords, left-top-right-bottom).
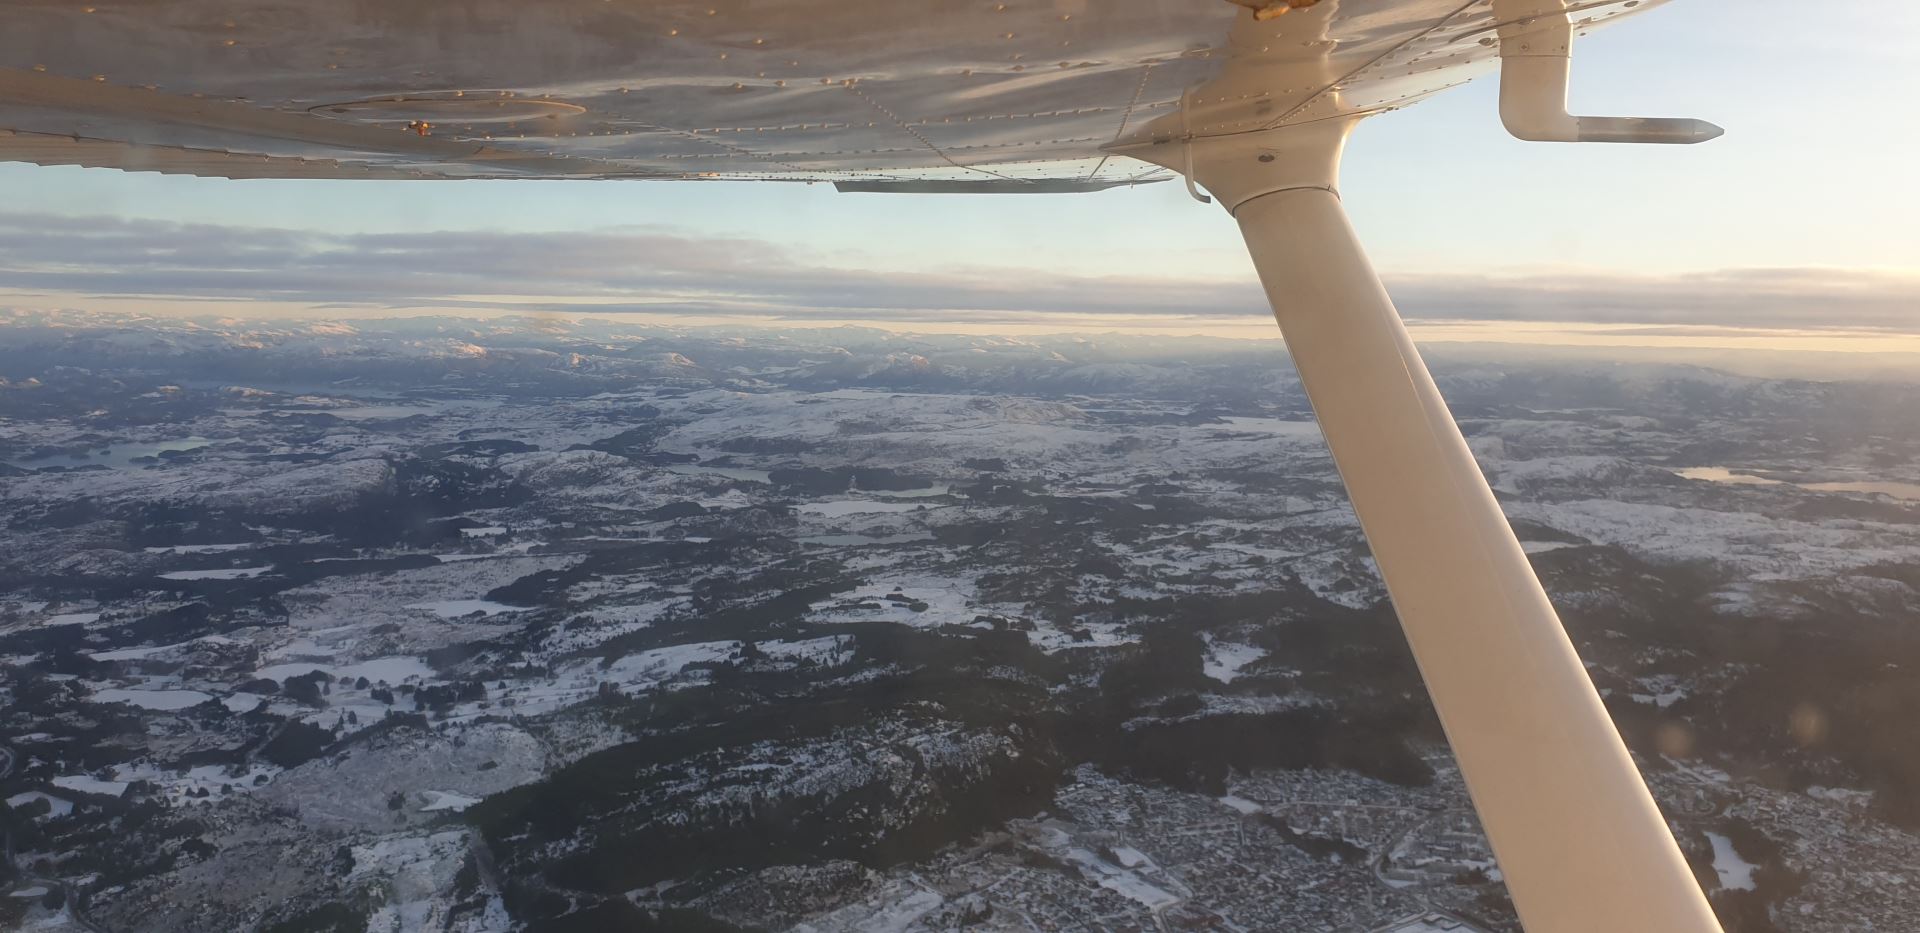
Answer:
xmin=0 ymin=0 xmax=1679 ymax=181
xmin=1495 ymin=0 xmax=1722 ymax=144
xmin=1135 ymin=118 xmax=1724 ymax=933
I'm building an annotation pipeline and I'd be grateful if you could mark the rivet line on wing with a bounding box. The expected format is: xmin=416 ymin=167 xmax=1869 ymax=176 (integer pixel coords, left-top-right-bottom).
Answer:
xmin=1085 ymin=63 xmax=1156 ymax=182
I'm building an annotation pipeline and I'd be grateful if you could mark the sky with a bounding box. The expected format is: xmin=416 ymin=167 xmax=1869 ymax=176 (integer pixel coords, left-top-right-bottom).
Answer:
xmin=0 ymin=0 xmax=1915 ymax=347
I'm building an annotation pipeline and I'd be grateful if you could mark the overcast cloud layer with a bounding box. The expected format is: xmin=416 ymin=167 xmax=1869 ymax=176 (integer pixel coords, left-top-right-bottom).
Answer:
xmin=1 ymin=213 xmax=1915 ymax=331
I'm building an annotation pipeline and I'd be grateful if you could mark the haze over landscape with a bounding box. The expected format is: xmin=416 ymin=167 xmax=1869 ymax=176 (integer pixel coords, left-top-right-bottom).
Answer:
xmin=2 ymin=0 xmax=1916 ymax=347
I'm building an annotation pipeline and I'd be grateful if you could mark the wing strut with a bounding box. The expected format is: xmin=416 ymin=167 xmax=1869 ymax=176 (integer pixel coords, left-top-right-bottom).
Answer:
xmin=1120 ymin=117 xmax=1723 ymax=931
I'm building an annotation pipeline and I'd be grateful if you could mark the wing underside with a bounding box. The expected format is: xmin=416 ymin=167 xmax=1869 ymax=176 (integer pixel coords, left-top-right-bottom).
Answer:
xmin=0 ymin=0 xmax=1662 ymax=183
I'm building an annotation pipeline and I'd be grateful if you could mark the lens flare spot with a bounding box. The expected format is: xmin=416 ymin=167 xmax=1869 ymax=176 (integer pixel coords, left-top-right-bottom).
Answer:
xmin=1654 ymin=722 xmax=1694 ymax=758
xmin=1789 ymin=703 xmax=1828 ymax=746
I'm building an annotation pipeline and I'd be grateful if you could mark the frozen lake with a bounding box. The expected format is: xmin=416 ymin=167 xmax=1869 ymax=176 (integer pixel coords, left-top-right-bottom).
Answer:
xmin=1677 ymin=466 xmax=1920 ymax=501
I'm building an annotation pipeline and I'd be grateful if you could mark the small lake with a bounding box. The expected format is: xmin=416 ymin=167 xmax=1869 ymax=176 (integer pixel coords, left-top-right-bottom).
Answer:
xmin=872 ymin=484 xmax=950 ymax=499
xmin=1213 ymin=416 xmax=1324 ymax=438
xmin=1673 ymin=467 xmax=1784 ymax=486
xmin=274 ymin=398 xmax=505 ymax=421
xmin=797 ymin=532 xmax=936 ymax=547
xmin=797 ymin=500 xmax=932 ymax=517
xmin=8 ymin=437 xmax=215 ymax=471
xmin=663 ymin=463 xmax=773 ymax=484
xmin=1801 ymin=480 xmax=1920 ymax=501
xmin=1675 ymin=467 xmax=1920 ymax=501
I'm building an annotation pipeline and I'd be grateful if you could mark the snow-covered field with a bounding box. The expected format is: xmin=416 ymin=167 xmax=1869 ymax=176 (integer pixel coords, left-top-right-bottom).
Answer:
xmin=5 ymin=317 xmax=1919 ymax=932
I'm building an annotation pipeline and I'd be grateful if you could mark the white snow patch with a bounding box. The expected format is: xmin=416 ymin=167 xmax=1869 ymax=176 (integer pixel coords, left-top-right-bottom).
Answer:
xmin=1213 ymin=416 xmax=1324 ymax=438
xmin=265 ymin=637 xmax=339 ymax=660
xmin=1706 ymin=832 xmax=1758 ymax=891
xmin=1064 ymin=848 xmax=1179 ymax=909
xmin=1098 ymin=872 xmax=1178 ymax=910
xmin=759 ymin=636 xmax=855 ymax=666
xmin=599 ymin=641 xmax=736 ymax=685
xmin=1377 ymin=915 xmax=1479 ymax=933
xmin=1806 ymin=785 xmax=1874 ymax=807
xmin=87 ymin=641 xmax=192 ymax=661
xmin=111 ymin=761 xmax=281 ymax=804
xmin=1630 ymin=691 xmax=1688 ymax=708
xmin=350 ymin=829 xmax=473 ymax=933
xmin=663 ymin=463 xmax=771 ymax=484
xmin=52 ymin=775 xmax=129 ymax=797
xmin=872 ymin=484 xmax=951 ymax=499
xmin=223 ymin=693 xmax=266 ymax=713
xmin=92 ymin=688 xmax=214 ymax=711
xmin=1629 ymin=675 xmax=1689 ymax=709
xmin=1026 ymin=618 xmax=1137 ymax=654
xmin=1219 ymin=795 xmax=1263 ymax=815
xmin=797 ymin=500 xmax=930 ymax=517
xmin=790 ymin=887 xmax=944 ymax=933
xmin=1522 ymin=540 xmax=1581 ymax=554
xmin=1673 ymin=466 xmax=1784 ymax=486
xmin=420 ymin=791 xmax=482 ymax=812
xmin=404 ymin=599 xmax=528 ymax=618
xmin=810 ymin=580 xmax=979 ymax=632
xmin=255 ymin=655 xmax=436 ymax=685
xmin=1202 ymin=635 xmax=1267 ymax=684
xmin=6 ymin=792 xmax=73 ymax=817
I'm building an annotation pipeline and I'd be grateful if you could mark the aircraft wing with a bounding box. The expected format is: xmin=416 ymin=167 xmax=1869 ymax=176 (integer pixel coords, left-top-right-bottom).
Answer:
xmin=0 ymin=0 xmax=1663 ymax=184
